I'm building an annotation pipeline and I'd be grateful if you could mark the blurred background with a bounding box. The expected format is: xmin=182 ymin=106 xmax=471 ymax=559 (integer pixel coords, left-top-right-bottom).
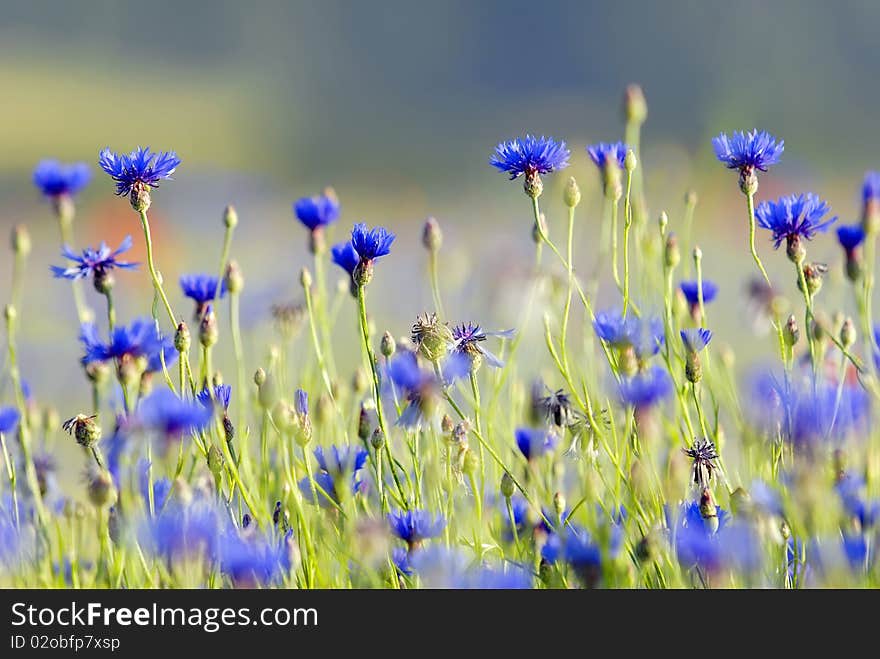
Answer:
xmin=1 ymin=0 xmax=878 ymax=407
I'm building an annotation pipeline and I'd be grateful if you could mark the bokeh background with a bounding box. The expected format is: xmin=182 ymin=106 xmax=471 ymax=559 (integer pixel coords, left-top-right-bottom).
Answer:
xmin=1 ymin=0 xmax=878 ymax=407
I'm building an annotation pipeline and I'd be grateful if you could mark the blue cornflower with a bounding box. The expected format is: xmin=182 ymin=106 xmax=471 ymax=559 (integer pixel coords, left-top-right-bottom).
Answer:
xmin=144 ymin=499 xmax=222 ymax=564
xmin=593 ymin=309 xmax=664 ymax=359
xmin=298 ymin=471 xmax=362 ymax=509
xmin=313 ymin=445 xmax=368 ymax=477
xmin=618 ymin=365 xmax=672 ymax=410
xmin=586 ymin=141 xmax=629 ymax=170
xmin=712 ymin=130 xmax=784 ymax=173
xmin=450 ymin=322 xmax=515 ymax=370
xmin=409 ymin=546 xmax=533 ymax=589
xmin=294 ymin=192 xmax=340 ymax=231
xmin=680 ymin=328 xmax=712 ymax=353
xmin=388 ymin=509 xmax=446 ymax=548
xmin=863 ymin=171 xmax=880 ymax=205
xmin=136 ymin=389 xmax=213 ymax=439
xmin=219 ymin=530 xmax=287 ymax=587
xmin=330 ymin=241 xmax=359 ymax=277
xmin=145 ymin=334 xmax=178 ymax=375
xmin=836 ymin=476 xmax=880 ymax=529
xmin=32 ymin=160 xmax=91 ymax=199
xmin=386 ymin=350 xmax=468 ymax=428
xmin=180 ymin=274 xmax=227 ymax=317
xmin=514 ymin=427 xmax=558 ymax=461
xmin=755 ymin=193 xmax=837 ymax=251
xmin=679 ymin=280 xmax=718 ymax=307
xmin=98 ymin=146 xmax=180 ymax=203
xmin=392 ymin=547 xmax=414 ymax=577
xmin=294 ymin=389 xmax=309 ymax=417
xmin=541 ymin=523 xmax=622 ymax=587
xmin=351 ymin=223 xmax=395 ymax=263
xmin=672 ymin=500 xmax=733 ymax=572
xmin=0 ymin=407 xmax=20 ymax=434
xmin=80 ymin=317 xmax=168 ymax=366
xmin=50 ymin=236 xmax=138 ymax=286
xmin=196 ymin=384 xmax=232 ymax=412
xmin=837 ymin=225 xmax=865 ymax=254
xmin=489 ymin=135 xmax=570 ymax=181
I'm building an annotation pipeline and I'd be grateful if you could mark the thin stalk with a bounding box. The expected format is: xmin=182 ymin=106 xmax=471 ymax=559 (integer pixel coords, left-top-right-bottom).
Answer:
xmin=746 ymin=192 xmax=771 ymax=286
xmin=428 ymin=249 xmax=445 ymax=318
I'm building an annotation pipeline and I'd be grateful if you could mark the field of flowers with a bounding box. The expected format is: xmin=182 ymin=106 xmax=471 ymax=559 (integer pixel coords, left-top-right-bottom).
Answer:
xmin=0 ymin=84 xmax=877 ymax=589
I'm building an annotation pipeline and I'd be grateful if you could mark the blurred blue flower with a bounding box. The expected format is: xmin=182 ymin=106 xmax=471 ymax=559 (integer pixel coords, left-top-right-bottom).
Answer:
xmin=406 ymin=545 xmax=532 ymax=588
xmin=388 ymin=509 xmax=446 ymax=547
xmin=219 ymin=530 xmax=287 ymax=587
xmin=294 ymin=389 xmax=309 ymax=416
xmin=386 ymin=350 xmax=468 ymax=428
xmin=0 ymin=407 xmax=20 ymax=434
xmin=712 ymin=130 xmax=783 ymax=172
xmin=294 ymin=192 xmax=340 ymax=231
xmin=679 ymin=280 xmax=718 ymax=306
xmin=98 ymin=146 xmax=180 ymax=198
xmin=593 ymin=309 xmax=664 ymax=359
xmin=144 ymin=499 xmax=222 ymax=563
xmin=863 ymin=171 xmax=880 ymax=205
xmin=136 ymin=389 xmax=214 ymax=439
xmin=680 ymin=328 xmax=712 ymax=353
xmin=80 ymin=318 xmax=171 ymax=368
xmin=51 ymin=236 xmax=138 ymax=281
xmin=618 ymin=366 xmax=672 ymax=409
xmin=673 ymin=501 xmax=735 ymax=573
xmin=837 ymin=225 xmax=865 ymax=253
xmin=586 ymin=141 xmax=629 ymax=170
xmin=180 ymin=274 xmax=227 ymax=315
xmin=313 ymin=445 xmax=368 ymax=477
xmin=514 ymin=427 xmax=558 ymax=461
xmin=490 ymin=135 xmax=570 ymax=180
xmin=32 ymin=159 xmax=91 ymax=199
xmin=331 ymin=241 xmax=359 ymax=277
xmin=138 ymin=460 xmax=171 ymax=514
xmin=541 ymin=523 xmax=622 ymax=587
xmin=755 ymin=193 xmax=837 ymax=249
xmin=196 ymin=384 xmax=232 ymax=412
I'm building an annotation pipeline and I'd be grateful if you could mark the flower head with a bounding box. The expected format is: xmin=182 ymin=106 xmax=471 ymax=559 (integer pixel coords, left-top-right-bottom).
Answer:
xmin=586 ymin=141 xmax=629 ymax=170
xmin=514 ymin=427 xmax=558 ymax=461
xmin=136 ymin=389 xmax=214 ymax=439
xmin=313 ymin=445 xmax=368 ymax=477
xmin=679 ymin=280 xmax=718 ymax=306
xmin=618 ymin=366 xmax=672 ymax=410
xmin=837 ymin=225 xmax=865 ymax=253
xmin=532 ymin=383 xmax=576 ymax=429
xmin=331 ymin=242 xmax=359 ymax=277
xmin=294 ymin=192 xmax=340 ymax=231
xmin=98 ymin=146 xmax=180 ymax=201
xmin=863 ymin=171 xmax=880 ymax=205
xmin=541 ymin=522 xmax=622 ymax=587
xmin=386 ymin=350 xmax=468 ymax=429
xmin=298 ymin=471 xmax=364 ymax=509
xmin=80 ymin=318 xmax=172 ymax=370
xmin=450 ymin=323 xmax=515 ymax=370
xmin=680 ymin=328 xmax=712 ymax=353
xmin=51 ymin=236 xmax=138 ymax=286
xmin=712 ymin=130 xmax=783 ymax=172
xmin=489 ymin=135 xmax=570 ymax=180
xmin=351 ymin=223 xmax=395 ymax=262
xmin=0 ymin=408 xmax=20 ymax=434
xmin=408 ymin=546 xmax=532 ymax=588
xmin=755 ymin=193 xmax=837 ymax=251
xmin=196 ymin=384 xmax=232 ymax=412
xmin=32 ymin=160 xmax=91 ymax=199
xmin=180 ymin=274 xmax=227 ymax=317
xmin=388 ymin=509 xmax=446 ymax=547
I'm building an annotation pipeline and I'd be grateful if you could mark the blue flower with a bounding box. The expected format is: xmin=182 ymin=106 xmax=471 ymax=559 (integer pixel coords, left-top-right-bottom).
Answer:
xmin=180 ymin=274 xmax=227 ymax=315
xmin=0 ymin=497 xmax=23 ymax=567
xmin=541 ymin=523 xmax=622 ymax=587
xmin=450 ymin=323 xmax=515 ymax=369
xmin=0 ymin=407 xmax=20 ymax=434
xmin=294 ymin=192 xmax=340 ymax=231
xmin=863 ymin=171 xmax=880 ymax=205
xmin=313 ymin=445 xmax=368 ymax=477
xmin=145 ymin=334 xmax=178 ymax=374
xmin=408 ymin=546 xmax=533 ymax=588
xmin=618 ymin=366 xmax=672 ymax=409
xmin=330 ymin=242 xmax=359 ymax=277
xmin=593 ymin=309 xmax=664 ymax=359
xmin=138 ymin=460 xmax=171 ymax=514
xmin=51 ymin=236 xmax=138 ymax=281
xmin=388 ymin=509 xmax=446 ymax=547
xmin=673 ymin=501 xmax=733 ymax=572
xmin=837 ymin=224 xmax=865 ymax=253
xmin=294 ymin=389 xmax=309 ymax=416
xmin=98 ymin=146 xmax=180 ymax=198
xmin=392 ymin=547 xmax=414 ymax=577
xmin=351 ymin=223 xmax=395 ymax=263
xmin=79 ymin=318 xmax=171 ymax=368
xmin=219 ymin=530 xmax=287 ymax=587
xmin=298 ymin=471 xmax=359 ymax=509
xmin=586 ymin=141 xmax=629 ymax=170
xmin=32 ymin=160 xmax=91 ymax=198
xmin=514 ymin=427 xmax=558 ymax=461
xmin=196 ymin=384 xmax=232 ymax=412
xmin=755 ymin=193 xmax=837 ymax=249
xmin=386 ymin=351 xmax=468 ymax=428
xmin=144 ymin=499 xmax=222 ymax=563
xmin=490 ymin=135 xmax=570 ymax=180
xmin=679 ymin=280 xmax=718 ymax=306
xmin=836 ymin=476 xmax=880 ymax=529
xmin=680 ymin=328 xmax=712 ymax=353
xmin=136 ymin=389 xmax=214 ymax=439
xmin=712 ymin=130 xmax=784 ymax=172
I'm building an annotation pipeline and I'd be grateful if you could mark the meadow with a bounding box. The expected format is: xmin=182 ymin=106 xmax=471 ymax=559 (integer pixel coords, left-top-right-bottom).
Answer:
xmin=0 ymin=84 xmax=877 ymax=589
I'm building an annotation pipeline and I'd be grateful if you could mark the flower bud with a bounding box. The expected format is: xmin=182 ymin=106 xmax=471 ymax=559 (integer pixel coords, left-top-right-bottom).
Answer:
xmin=524 ymin=171 xmax=543 ymax=199
xmin=624 ymin=149 xmax=637 ymax=173
xmin=441 ymin=413 xmax=455 ymax=434
xmin=352 ymin=367 xmax=369 ymax=395
xmin=500 ymin=471 xmax=516 ymax=499
xmin=174 ymin=322 xmax=191 ymax=353
xmin=422 ymin=217 xmax=442 ymax=252
xmin=602 ymin=159 xmax=623 ymax=201
xmin=658 ymin=211 xmax=669 ymax=235
xmin=784 ymin=314 xmax=799 ymax=347
xmin=4 ymin=304 xmax=16 ymax=324
xmin=254 ymin=367 xmax=266 ymax=388
xmin=93 ymin=269 xmax=114 ymax=295
xmin=86 ymin=468 xmax=117 ymax=508
xmin=223 ymin=205 xmax=239 ymax=229
xmin=207 ymin=444 xmax=225 ymax=478
xmin=462 ymin=447 xmax=479 ymax=475
xmin=563 ymin=177 xmax=581 ymax=208
xmin=623 ymin=84 xmax=647 ymax=125
xmin=664 ymin=232 xmax=680 ymax=269
xmin=300 ymin=267 xmax=313 ymax=290
xmin=353 ymin=259 xmax=373 ymax=287
xmin=699 ymin=488 xmax=719 ymax=534
xmin=370 ymin=428 xmax=385 ymax=451
xmin=685 ymin=350 xmax=703 ymax=384
xmin=685 ymin=190 xmax=698 ymax=208
xmin=738 ymin=168 xmax=758 ymax=196
xmin=130 ymin=184 xmax=151 ymax=212
xmin=199 ymin=306 xmax=218 ymax=348
xmin=11 ymin=224 xmax=31 ymax=256
xmin=225 ymin=260 xmax=244 ymax=294
xmin=786 ymin=235 xmax=806 ymax=265
xmin=63 ymin=414 xmax=101 ymax=448
xmin=358 ymin=403 xmax=373 ymax=441
xmin=380 ymin=331 xmax=396 ymax=358
xmin=840 ymin=317 xmax=857 ymax=349
xmin=553 ymin=491 xmax=566 ymax=521
xmin=411 ymin=313 xmax=453 ymax=363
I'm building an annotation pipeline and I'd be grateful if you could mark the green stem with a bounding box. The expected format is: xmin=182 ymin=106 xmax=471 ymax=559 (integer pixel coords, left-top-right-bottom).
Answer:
xmin=795 ymin=260 xmax=818 ymax=384
xmin=622 ymin=170 xmax=633 ymax=317
xmin=428 ymin=249 xmax=445 ymax=318
xmin=137 ymin=209 xmax=178 ymax=329
xmin=746 ymin=192 xmax=772 ymax=286
xmin=560 ymin=204 xmax=575 ymax=373
xmin=229 ymin=292 xmax=247 ymax=431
